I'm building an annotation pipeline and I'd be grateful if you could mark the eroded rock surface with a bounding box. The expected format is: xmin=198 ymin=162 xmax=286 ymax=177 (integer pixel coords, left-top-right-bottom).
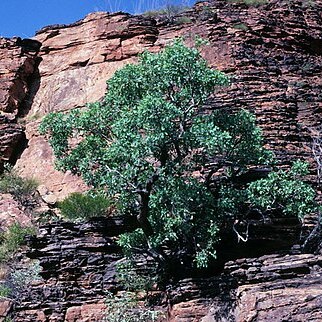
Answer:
xmin=11 ymin=0 xmax=322 ymax=202
xmin=170 ymin=253 xmax=322 ymax=321
xmin=0 ymin=37 xmax=41 ymax=227
xmin=14 ymin=217 xmax=138 ymax=321
xmin=1 ymin=0 xmax=322 ymax=321
xmin=0 ymin=37 xmax=39 ymax=168
xmin=14 ymin=219 xmax=322 ymax=321
xmin=14 ymin=12 xmax=159 ymax=200
xmin=0 ymin=299 xmax=12 ymax=319
xmin=0 ymin=194 xmax=32 ymax=230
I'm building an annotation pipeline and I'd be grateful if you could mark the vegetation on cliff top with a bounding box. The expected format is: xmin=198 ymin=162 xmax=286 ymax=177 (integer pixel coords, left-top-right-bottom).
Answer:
xmin=40 ymin=39 xmax=318 ymax=272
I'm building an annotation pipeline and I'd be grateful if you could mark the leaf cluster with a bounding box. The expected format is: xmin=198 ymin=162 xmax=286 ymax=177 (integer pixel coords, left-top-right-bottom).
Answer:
xmin=0 ymin=284 xmax=11 ymax=298
xmin=7 ymin=260 xmax=42 ymax=299
xmin=247 ymin=161 xmax=318 ymax=219
xmin=0 ymin=164 xmax=38 ymax=206
xmin=104 ymin=291 xmax=164 ymax=322
xmin=0 ymin=223 xmax=36 ymax=263
xmin=57 ymin=192 xmax=112 ymax=222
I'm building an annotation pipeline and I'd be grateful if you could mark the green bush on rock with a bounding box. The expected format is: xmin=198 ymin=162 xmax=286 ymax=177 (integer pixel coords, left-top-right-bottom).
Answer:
xmin=247 ymin=161 xmax=317 ymax=219
xmin=104 ymin=291 xmax=164 ymax=322
xmin=40 ymin=39 xmax=318 ymax=272
xmin=58 ymin=192 xmax=112 ymax=222
xmin=0 ymin=223 xmax=36 ymax=263
xmin=0 ymin=284 xmax=11 ymax=298
xmin=0 ymin=165 xmax=38 ymax=206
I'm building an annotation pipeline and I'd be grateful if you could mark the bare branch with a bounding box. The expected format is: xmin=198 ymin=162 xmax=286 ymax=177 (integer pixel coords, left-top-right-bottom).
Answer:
xmin=233 ymin=220 xmax=249 ymax=243
xmin=307 ymin=125 xmax=322 ymax=185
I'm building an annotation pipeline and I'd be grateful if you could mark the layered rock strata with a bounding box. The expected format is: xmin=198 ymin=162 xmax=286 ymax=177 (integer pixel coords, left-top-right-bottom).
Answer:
xmin=12 ymin=219 xmax=322 ymax=321
xmin=14 ymin=217 xmax=138 ymax=321
xmin=169 ymin=252 xmax=322 ymax=321
xmin=1 ymin=0 xmax=322 ymax=321
xmin=0 ymin=38 xmax=41 ymax=230
xmin=9 ymin=0 xmax=322 ymax=202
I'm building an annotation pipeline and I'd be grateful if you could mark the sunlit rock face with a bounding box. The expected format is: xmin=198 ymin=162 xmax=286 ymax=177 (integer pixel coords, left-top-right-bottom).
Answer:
xmin=0 ymin=38 xmax=40 ymax=227
xmin=1 ymin=0 xmax=322 ymax=320
xmin=14 ymin=12 xmax=159 ymax=201
xmin=0 ymin=38 xmax=37 ymax=169
xmin=8 ymin=0 xmax=322 ymax=202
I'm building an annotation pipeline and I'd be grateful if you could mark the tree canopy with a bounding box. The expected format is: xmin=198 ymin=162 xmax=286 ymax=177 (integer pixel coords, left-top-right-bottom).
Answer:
xmin=40 ymin=39 xmax=317 ymax=270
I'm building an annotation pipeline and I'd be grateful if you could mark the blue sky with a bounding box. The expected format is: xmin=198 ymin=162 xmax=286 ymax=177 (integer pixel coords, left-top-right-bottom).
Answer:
xmin=0 ymin=0 xmax=196 ymax=38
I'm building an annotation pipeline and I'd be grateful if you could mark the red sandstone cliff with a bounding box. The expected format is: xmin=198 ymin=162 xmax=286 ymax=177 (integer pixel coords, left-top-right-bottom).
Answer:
xmin=1 ymin=0 xmax=322 ymax=321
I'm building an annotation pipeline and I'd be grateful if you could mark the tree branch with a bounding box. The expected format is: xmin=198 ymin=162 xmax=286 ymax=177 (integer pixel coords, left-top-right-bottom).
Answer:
xmin=136 ymin=173 xmax=159 ymax=238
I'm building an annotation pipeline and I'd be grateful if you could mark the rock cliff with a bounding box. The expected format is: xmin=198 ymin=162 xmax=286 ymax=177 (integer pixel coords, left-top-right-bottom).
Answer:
xmin=0 ymin=38 xmax=40 ymax=169
xmin=9 ymin=0 xmax=322 ymax=201
xmin=1 ymin=0 xmax=322 ymax=321
xmin=11 ymin=220 xmax=322 ymax=321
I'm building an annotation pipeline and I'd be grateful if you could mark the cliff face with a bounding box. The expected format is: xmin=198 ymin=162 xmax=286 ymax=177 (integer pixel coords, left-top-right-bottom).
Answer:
xmin=14 ymin=12 xmax=159 ymax=200
xmin=13 ymin=221 xmax=322 ymax=321
xmin=10 ymin=0 xmax=322 ymax=202
xmin=0 ymin=38 xmax=40 ymax=168
xmin=1 ymin=0 xmax=322 ymax=321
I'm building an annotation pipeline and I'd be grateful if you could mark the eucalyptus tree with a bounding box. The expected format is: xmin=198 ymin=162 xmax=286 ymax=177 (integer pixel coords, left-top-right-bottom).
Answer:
xmin=40 ymin=40 xmax=317 ymax=270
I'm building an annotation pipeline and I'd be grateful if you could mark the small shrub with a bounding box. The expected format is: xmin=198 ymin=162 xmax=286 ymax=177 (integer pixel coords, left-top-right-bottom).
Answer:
xmin=0 ymin=223 xmax=36 ymax=263
xmin=0 ymin=284 xmax=11 ymax=298
xmin=8 ymin=260 xmax=42 ymax=298
xmin=35 ymin=209 xmax=60 ymax=224
xmin=0 ymin=164 xmax=38 ymax=206
xmin=116 ymin=260 xmax=158 ymax=293
xmin=233 ymin=23 xmax=249 ymax=31
xmin=227 ymin=0 xmax=267 ymax=6
xmin=164 ymin=4 xmax=189 ymax=16
xmin=199 ymin=5 xmax=217 ymax=20
xmin=301 ymin=0 xmax=317 ymax=8
xmin=143 ymin=8 xmax=165 ymax=17
xmin=58 ymin=192 xmax=112 ymax=222
xmin=103 ymin=259 xmax=164 ymax=321
xmin=143 ymin=4 xmax=189 ymax=18
xmin=3 ymin=318 xmax=13 ymax=322
xmin=175 ymin=16 xmax=192 ymax=24
xmin=243 ymin=0 xmax=267 ymax=5
xmin=104 ymin=291 xmax=164 ymax=322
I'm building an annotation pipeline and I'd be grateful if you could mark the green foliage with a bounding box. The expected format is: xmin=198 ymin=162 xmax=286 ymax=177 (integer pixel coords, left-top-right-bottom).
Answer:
xmin=0 ymin=223 xmax=36 ymax=263
xmin=215 ymin=161 xmax=318 ymax=224
xmin=194 ymin=35 xmax=210 ymax=48
xmin=175 ymin=16 xmax=192 ymax=24
xmin=198 ymin=5 xmax=217 ymax=21
xmin=0 ymin=260 xmax=42 ymax=300
xmin=8 ymin=260 xmax=42 ymax=298
xmin=104 ymin=291 xmax=164 ymax=322
xmin=116 ymin=260 xmax=157 ymax=292
xmin=143 ymin=3 xmax=189 ymax=18
xmin=104 ymin=260 xmax=164 ymax=321
xmin=227 ymin=0 xmax=267 ymax=6
xmin=35 ymin=209 xmax=60 ymax=224
xmin=0 ymin=165 xmax=38 ymax=205
xmin=233 ymin=23 xmax=249 ymax=31
xmin=3 ymin=318 xmax=13 ymax=322
xmin=58 ymin=192 xmax=112 ymax=222
xmin=40 ymin=39 xmax=317 ymax=271
xmin=247 ymin=161 xmax=318 ymax=219
xmin=301 ymin=0 xmax=317 ymax=8
xmin=0 ymin=284 xmax=11 ymax=298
